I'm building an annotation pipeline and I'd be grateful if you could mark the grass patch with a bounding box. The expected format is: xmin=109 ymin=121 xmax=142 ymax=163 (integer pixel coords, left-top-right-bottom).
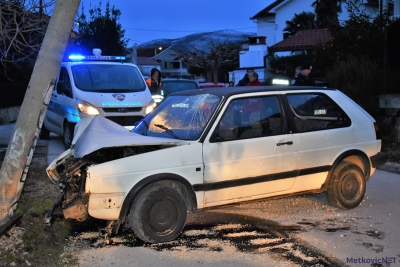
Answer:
xmin=0 ymin=149 xmax=79 ymax=266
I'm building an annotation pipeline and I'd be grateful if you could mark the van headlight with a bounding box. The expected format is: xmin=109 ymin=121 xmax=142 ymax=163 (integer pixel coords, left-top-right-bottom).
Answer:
xmin=76 ymin=99 xmax=99 ymax=115
xmin=145 ymin=99 xmax=157 ymax=114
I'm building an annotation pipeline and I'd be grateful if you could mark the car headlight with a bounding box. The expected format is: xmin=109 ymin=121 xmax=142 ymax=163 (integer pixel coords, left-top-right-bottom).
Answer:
xmin=145 ymin=99 xmax=157 ymax=114
xmin=76 ymin=99 xmax=99 ymax=115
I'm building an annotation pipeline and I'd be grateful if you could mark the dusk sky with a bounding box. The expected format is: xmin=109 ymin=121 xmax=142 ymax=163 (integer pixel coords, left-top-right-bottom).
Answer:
xmin=79 ymin=0 xmax=272 ymax=45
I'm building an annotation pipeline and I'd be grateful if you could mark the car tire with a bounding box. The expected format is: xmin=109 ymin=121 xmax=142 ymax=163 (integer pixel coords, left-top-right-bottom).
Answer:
xmin=129 ymin=184 xmax=187 ymax=244
xmin=39 ymin=124 xmax=50 ymax=140
xmin=326 ymin=162 xmax=366 ymax=209
xmin=63 ymin=122 xmax=74 ymax=149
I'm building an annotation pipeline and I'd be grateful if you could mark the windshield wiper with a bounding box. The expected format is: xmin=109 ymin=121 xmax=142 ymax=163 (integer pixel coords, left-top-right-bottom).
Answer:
xmin=154 ymin=124 xmax=180 ymax=139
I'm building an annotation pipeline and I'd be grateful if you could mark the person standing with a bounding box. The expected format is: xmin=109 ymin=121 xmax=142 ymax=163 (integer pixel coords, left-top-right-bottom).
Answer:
xmin=146 ymin=68 xmax=162 ymax=95
xmin=228 ymin=81 xmax=234 ymax=87
xmin=246 ymin=71 xmax=262 ymax=86
xmin=263 ymin=64 xmax=290 ymax=86
xmin=292 ymin=62 xmax=316 ymax=86
xmin=237 ymin=68 xmax=254 ymax=86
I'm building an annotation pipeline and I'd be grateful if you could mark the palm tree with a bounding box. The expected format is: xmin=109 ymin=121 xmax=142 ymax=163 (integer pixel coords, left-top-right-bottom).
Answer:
xmin=311 ymin=0 xmax=344 ymax=27
xmin=283 ymin=12 xmax=319 ymax=36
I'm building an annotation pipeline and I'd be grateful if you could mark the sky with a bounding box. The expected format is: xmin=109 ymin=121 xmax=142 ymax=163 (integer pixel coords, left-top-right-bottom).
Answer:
xmin=79 ymin=0 xmax=272 ymax=45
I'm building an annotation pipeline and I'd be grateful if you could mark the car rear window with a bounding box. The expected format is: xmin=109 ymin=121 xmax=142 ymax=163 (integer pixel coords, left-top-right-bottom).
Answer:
xmin=286 ymin=93 xmax=351 ymax=133
xmin=162 ymin=81 xmax=199 ymax=97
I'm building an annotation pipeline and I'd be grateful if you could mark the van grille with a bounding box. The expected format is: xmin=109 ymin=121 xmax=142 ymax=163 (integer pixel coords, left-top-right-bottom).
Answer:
xmin=103 ymin=107 xmax=143 ymax=112
xmin=105 ymin=116 xmax=143 ymax=126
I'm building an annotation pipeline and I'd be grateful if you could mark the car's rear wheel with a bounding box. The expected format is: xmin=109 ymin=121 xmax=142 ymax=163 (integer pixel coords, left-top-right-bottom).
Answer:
xmin=39 ymin=124 xmax=50 ymax=140
xmin=63 ymin=122 xmax=74 ymax=149
xmin=326 ymin=162 xmax=366 ymax=209
xmin=129 ymin=184 xmax=187 ymax=244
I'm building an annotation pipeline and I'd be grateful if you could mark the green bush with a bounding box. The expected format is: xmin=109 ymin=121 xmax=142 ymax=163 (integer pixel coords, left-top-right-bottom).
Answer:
xmin=326 ymin=55 xmax=400 ymax=117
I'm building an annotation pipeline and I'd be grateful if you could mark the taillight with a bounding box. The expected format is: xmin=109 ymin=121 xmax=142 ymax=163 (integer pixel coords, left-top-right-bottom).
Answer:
xmin=374 ymin=122 xmax=381 ymax=140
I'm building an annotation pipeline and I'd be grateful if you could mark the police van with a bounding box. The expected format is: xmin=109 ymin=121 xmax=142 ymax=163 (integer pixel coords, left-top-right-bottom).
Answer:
xmin=40 ymin=49 xmax=155 ymax=149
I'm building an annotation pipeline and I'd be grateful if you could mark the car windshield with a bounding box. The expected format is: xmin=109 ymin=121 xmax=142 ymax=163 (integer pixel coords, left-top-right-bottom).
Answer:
xmin=134 ymin=94 xmax=221 ymax=140
xmin=161 ymin=81 xmax=199 ymax=97
xmin=71 ymin=64 xmax=147 ymax=92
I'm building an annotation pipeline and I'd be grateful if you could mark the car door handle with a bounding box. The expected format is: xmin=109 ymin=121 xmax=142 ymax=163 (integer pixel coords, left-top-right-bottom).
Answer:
xmin=276 ymin=141 xmax=293 ymax=146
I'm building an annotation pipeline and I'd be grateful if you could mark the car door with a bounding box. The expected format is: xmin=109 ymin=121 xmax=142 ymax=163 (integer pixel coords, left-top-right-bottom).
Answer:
xmin=286 ymin=92 xmax=352 ymax=191
xmin=201 ymin=93 xmax=298 ymax=204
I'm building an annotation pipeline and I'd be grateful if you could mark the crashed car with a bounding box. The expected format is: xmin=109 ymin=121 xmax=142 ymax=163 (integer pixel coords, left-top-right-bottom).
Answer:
xmin=46 ymin=85 xmax=387 ymax=244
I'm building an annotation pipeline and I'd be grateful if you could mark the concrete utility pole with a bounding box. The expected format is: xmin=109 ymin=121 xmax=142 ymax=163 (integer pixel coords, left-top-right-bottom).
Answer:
xmin=0 ymin=0 xmax=81 ymax=223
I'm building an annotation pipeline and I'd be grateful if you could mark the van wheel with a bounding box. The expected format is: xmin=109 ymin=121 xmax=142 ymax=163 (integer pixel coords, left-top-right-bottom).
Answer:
xmin=129 ymin=184 xmax=187 ymax=244
xmin=326 ymin=162 xmax=366 ymax=209
xmin=39 ymin=124 xmax=50 ymax=140
xmin=63 ymin=122 xmax=74 ymax=149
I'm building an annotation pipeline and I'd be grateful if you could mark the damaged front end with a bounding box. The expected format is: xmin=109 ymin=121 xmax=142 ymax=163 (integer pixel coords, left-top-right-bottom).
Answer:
xmin=45 ymin=148 xmax=90 ymax=223
xmin=45 ymin=144 xmax=174 ymax=224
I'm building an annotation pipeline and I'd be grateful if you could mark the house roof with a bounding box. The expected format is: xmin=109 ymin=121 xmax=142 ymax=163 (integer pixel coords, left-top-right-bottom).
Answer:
xmin=268 ymin=28 xmax=333 ymax=52
xmin=250 ymin=0 xmax=284 ymax=19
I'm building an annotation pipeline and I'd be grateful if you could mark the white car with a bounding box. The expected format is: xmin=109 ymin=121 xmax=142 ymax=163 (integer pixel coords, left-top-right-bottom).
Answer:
xmin=46 ymin=86 xmax=387 ymax=244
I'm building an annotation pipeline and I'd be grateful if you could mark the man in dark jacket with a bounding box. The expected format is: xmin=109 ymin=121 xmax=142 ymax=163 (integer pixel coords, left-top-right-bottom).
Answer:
xmin=263 ymin=64 xmax=290 ymax=86
xmin=146 ymin=68 xmax=162 ymax=95
xmin=236 ymin=68 xmax=254 ymax=86
xmin=292 ymin=62 xmax=316 ymax=86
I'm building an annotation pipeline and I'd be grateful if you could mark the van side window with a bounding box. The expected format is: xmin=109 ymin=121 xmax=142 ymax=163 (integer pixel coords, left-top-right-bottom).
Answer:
xmin=287 ymin=93 xmax=351 ymax=133
xmin=56 ymin=67 xmax=73 ymax=98
xmin=212 ymin=95 xmax=283 ymax=142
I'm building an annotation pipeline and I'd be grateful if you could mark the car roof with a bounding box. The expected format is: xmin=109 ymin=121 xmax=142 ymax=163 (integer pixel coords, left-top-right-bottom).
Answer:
xmin=162 ymin=79 xmax=198 ymax=82
xmin=169 ymin=85 xmax=336 ymax=98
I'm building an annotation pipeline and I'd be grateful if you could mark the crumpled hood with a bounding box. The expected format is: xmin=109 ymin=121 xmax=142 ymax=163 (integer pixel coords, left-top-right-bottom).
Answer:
xmin=72 ymin=116 xmax=185 ymax=158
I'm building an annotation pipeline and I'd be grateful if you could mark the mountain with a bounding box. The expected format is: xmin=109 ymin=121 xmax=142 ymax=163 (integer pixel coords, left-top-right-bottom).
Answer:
xmin=136 ymin=29 xmax=256 ymax=52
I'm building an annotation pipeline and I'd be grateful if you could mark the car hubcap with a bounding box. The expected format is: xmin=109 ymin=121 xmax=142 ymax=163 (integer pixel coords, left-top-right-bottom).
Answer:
xmin=148 ymin=197 xmax=178 ymax=234
xmin=341 ymin=174 xmax=359 ymax=200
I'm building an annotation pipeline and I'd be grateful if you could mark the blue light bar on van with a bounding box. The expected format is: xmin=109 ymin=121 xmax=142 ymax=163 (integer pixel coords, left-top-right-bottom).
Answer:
xmin=68 ymin=54 xmax=126 ymax=61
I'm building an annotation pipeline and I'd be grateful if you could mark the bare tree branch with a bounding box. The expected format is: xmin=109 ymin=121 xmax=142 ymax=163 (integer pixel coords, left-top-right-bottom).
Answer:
xmin=0 ymin=0 xmax=56 ymax=79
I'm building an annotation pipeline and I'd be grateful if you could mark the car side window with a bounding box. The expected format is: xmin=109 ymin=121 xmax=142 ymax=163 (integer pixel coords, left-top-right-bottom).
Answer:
xmin=56 ymin=67 xmax=73 ymax=98
xmin=286 ymin=93 xmax=351 ymax=133
xmin=212 ymin=95 xmax=283 ymax=142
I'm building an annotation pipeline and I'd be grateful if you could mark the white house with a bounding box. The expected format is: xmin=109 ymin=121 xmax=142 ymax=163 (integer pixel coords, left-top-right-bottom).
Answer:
xmin=229 ymin=0 xmax=400 ymax=84
xmin=252 ymin=0 xmax=396 ymax=46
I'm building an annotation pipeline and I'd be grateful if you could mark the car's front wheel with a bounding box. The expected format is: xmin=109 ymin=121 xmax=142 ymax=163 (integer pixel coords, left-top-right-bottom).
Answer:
xmin=129 ymin=184 xmax=187 ymax=243
xmin=63 ymin=122 xmax=74 ymax=149
xmin=326 ymin=161 xmax=366 ymax=209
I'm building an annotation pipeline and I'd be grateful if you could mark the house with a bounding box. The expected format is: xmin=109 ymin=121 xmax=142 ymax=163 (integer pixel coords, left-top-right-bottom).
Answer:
xmin=153 ymin=47 xmax=191 ymax=79
xmin=251 ymin=0 xmax=399 ymax=46
xmin=230 ymin=0 xmax=400 ymax=83
xmin=130 ymin=46 xmax=191 ymax=79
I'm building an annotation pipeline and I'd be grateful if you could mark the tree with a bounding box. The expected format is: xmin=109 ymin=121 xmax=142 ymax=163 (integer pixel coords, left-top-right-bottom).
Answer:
xmin=76 ymin=1 xmax=127 ymax=55
xmin=175 ymin=42 xmax=241 ymax=83
xmin=283 ymin=12 xmax=318 ymax=36
xmin=311 ymin=0 xmax=343 ymax=27
xmin=0 ymin=0 xmax=81 ymax=223
xmin=313 ymin=1 xmax=393 ymax=75
xmin=0 ymin=0 xmax=56 ymax=81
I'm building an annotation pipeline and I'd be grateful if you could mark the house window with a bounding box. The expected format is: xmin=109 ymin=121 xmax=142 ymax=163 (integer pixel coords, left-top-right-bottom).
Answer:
xmin=172 ymin=62 xmax=180 ymax=69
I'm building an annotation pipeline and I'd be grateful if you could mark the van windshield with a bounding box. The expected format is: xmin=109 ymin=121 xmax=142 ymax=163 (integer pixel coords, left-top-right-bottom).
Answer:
xmin=71 ymin=64 xmax=147 ymax=92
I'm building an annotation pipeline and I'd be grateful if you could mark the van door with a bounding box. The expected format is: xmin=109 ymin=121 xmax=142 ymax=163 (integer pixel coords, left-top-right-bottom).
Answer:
xmin=45 ymin=67 xmax=77 ymax=136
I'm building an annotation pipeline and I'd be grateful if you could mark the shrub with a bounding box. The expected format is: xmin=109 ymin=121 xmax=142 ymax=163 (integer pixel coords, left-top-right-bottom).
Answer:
xmin=325 ymin=55 xmax=400 ymax=117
